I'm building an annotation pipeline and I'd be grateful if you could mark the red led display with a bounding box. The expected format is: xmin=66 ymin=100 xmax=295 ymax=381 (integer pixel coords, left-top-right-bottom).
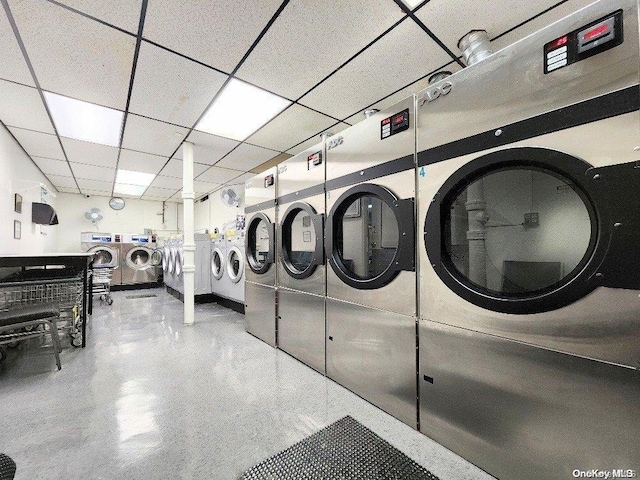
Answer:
xmin=549 ymin=35 xmax=568 ymax=49
xmin=393 ymin=114 xmax=405 ymax=125
xmin=584 ymin=24 xmax=609 ymax=40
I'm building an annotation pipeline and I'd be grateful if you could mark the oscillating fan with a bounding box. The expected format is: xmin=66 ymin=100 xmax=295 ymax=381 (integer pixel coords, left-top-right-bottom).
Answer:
xmin=220 ymin=187 xmax=240 ymax=207
xmin=84 ymin=207 xmax=104 ymax=224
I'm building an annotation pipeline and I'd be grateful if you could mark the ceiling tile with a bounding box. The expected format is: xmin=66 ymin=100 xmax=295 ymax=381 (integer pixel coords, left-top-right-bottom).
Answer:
xmin=32 ymin=156 xmax=73 ymax=177
xmin=75 ymin=178 xmax=113 ymax=192
xmin=82 ymin=190 xmax=113 ymax=197
xmin=194 ymin=180 xmax=221 ymax=195
xmin=415 ymin=0 xmax=566 ymax=55
xmin=121 ymin=114 xmax=189 ymax=157
xmin=141 ymin=194 xmax=174 ymax=202
xmin=144 ymin=186 xmax=177 ymax=198
xmin=299 ymin=20 xmax=452 ymax=120
xmin=490 ymin=0 xmax=596 ymax=51
xmin=246 ymin=104 xmax=335 ymax=151
xmin=0 ymin=10 xmax=34 ymax=86
xmin=230 ymin=172 xmax=259 ymax=185
xmin=8 ymin=0 xmax=136 ymax=110
xmin=236 ymin=0 xmax=404 ymax=99
xmin=148 ymin=175 xmax=183 ymax=190
xmin=56 ymin=186 xmax=80 ymax=194
xmin=52 ymin=0 xmax=142 ymax=34
xmin=8 ymin=126 xmax=64 ymax=160
xmin=70 ymin=162 xmax=115 ymax=181
xmin=159 ymin=159 xmax=209 ymax=178
xmin=61 ymin=138 xmax=119 ymax=168
xmin=0 ymin=80 xmax=53 ymax=133
xmin=173 ymin=130 xmax=240 ymax=165
xmin=119 ymin=149 xmax=168 ymax=175
xmin=215 ymin=143 xmax=278 ymax=171
xmin=143 ymin=0 xmax=283 ymax=72
xmin=47 ymin=174 xmax=78 ymax=189
xmin=285 ymin=122 xmax=350 ymax=155
xmin=129 ymin=42 xmax=228 ymax=127
xmin=196 ymin=166 xmax=243 ymax=184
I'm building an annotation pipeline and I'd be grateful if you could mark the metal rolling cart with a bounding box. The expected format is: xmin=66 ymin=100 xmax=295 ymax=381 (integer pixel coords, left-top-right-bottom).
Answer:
xmin=90 ymin=265 xmax=114 ymax=305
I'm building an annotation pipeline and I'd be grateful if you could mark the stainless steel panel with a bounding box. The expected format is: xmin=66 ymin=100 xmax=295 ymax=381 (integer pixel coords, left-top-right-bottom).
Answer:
xmin=326 ymin=170 xmax=416 ymax=317
xmin=277 ymin=288 xmax=325 ymax=374
xmin=416 ymin=0 xmax=639 ymax=152
xmin=120 ymin=243 xmax=159 ymax=285
xmin=245 ymin=281 xmax=276 ymax=347
xmin=419 ymin=321 xmax=640 ymax=480
xmin=276 ymin=142 xmax=325 ymax=196
xmin=326 ymin=298 xmax=417 ymax=427
xmin=195 ymin=237 xmax=211 ymax=295
xmin=277 ymin=193 xmax=325 ymax=296
xmin=245 ymin=166 xmax=278 ymax=208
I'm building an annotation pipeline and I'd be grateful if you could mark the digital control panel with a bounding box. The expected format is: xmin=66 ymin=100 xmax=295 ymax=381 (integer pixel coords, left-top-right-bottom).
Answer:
xmin=381 ymin=109 xmax=410 ymax=140
xmin=544 ymin=10 xmax=623 ymax=74
xmin=307 ymin=151 xmax=322 ymax=170
xmin=91 ymin=235 xmax=112 ymax=242
xmin=132 ymin=236 xmax=149 ymax=243
xmin=264 ymin=174 xmax=275 ymax=188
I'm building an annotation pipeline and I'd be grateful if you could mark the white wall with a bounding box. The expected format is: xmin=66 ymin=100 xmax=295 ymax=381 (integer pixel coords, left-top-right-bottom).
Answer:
xmin=55 ymin=193 xmax=182 ymax=252
xmin=195 ymin=185 xmax=245 ymax=234
xmin=0 ymin=125 xmax=58 ymax=255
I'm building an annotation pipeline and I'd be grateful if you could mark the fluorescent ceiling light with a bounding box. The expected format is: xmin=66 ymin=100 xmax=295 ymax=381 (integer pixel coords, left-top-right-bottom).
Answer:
xmin=43 ymin=91 xmax=123 ymax=147
xmin=195 ymin=78 xmax=291 ymax=141
xmin=113 ymin=183 xmax=147 ymax=196
xmin=400 ymin=0 xmax=422 ymax=9
xmin=115 ymin=169 xmax=156 ymax=186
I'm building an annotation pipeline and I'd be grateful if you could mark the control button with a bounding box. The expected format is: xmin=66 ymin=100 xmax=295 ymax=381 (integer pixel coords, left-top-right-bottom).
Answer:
xmin=547 ymin=46 xmax=567 ymax=60
xmin=547 ymin=59 xmax=567 ymax=71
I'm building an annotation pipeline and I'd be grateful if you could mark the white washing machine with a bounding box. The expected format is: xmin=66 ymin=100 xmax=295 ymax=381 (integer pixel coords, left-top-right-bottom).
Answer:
xmin=210 ymin=233 xmax=230 ymax=299
xmin=225 ymin=231 xmax=245 ymax=303
xmin=171 ymin=234 xmax=211 ymax=297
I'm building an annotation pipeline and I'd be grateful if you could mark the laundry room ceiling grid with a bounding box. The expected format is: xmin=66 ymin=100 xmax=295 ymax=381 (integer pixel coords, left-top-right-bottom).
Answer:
xmin=0 ymin=0 xmax=591 ymax=202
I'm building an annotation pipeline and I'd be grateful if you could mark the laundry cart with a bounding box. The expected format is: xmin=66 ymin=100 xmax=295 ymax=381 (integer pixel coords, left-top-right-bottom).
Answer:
xmin=90 ymin=265 xmax=114 ymax=305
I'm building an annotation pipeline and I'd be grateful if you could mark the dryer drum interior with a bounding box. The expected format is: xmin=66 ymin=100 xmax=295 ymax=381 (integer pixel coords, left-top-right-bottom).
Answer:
xmin=424 ymin=147 xmax=640 ymax=314
xmin=211 ymin=249 xmax=224 ymax=279
xmin=227 ymin=247 xmax=244 ymax=283
xmin=127 ymin=248 xmax=151 ymax=269
xmin=327 ymin=183 xmax=415 ymax=290
xmin=246 ymin=212 xmax=275 ymax=274
xmin=279 ymin=202 xmax=324 ymax=280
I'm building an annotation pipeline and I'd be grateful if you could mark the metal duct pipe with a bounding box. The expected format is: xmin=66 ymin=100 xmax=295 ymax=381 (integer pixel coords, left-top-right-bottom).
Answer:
xmin=458 ymin=30 xmax=494 ymax=66
xmin=466 ymin=180 xmax=488 ymax=288
xmin=428 ymin=71 xmax=452 ymax=84
xmin=363 ymin=109 xmax=379 ymax=118
xmin=320 ymin=132 xmax=333 ymax=141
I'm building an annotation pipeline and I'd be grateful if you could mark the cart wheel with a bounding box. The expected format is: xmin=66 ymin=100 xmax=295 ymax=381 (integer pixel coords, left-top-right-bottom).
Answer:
xmin=107 ymin=297 xmax=113 ymax=305
xmin=70 ymin=335 xmax=83 ymax=348
xmin=100 ymin=294 xmax=106 ymax=302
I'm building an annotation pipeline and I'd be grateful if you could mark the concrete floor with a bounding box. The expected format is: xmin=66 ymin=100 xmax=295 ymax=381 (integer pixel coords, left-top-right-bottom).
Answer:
xmin=0 ymin=289 xmax=493 ymax=480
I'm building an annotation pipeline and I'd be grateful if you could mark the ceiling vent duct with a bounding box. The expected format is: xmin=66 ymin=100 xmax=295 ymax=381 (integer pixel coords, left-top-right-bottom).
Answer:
xmin=320 ymin=132 xmax=333 ymax=141
xmin=428 ymin=71 xmax=452 ymax=84
xmin=458 ymin=30 xmax=494 ymax=66
xmin=363 ymin=109 xmax=379 ymax=118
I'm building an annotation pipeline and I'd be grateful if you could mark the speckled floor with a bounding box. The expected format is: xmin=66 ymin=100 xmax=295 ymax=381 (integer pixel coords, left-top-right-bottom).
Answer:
xmin=0 ymin=289 xmax=493 ymax=480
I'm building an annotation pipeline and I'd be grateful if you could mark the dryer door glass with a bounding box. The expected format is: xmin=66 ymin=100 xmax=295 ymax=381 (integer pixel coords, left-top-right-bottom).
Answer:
xmin=151 ymin=250 xmax=162 ymax=266
xmin=250 ymin=219 xmax=270 ymax=266
xmin=129 ymin=249 xmax=150 ymax=269
xmin=445 ymin=167 xmax=592 ymax=295
xmin=212 ymin=250 xmax=223 ymax=278
xmin=94 ymin=249 xmax=113 ymax=266
xmin=337 ymin=194 xmax=398 ymax=280
xmin=285 ymin=210 xmax=315 ymax=272
xmin=228 ymin=249 xmax=243 ymax=282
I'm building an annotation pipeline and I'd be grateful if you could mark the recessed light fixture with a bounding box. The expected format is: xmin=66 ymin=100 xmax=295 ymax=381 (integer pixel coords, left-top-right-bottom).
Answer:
xmin=113 ymin=184 xmax=147 ymax=196
xmin=43 ymin=91 xmax=124 ymax=147
xmin=195 ymin=78 xmax=291 ymax=141
xmin=115 ymin=169 xmax=156 ymax=186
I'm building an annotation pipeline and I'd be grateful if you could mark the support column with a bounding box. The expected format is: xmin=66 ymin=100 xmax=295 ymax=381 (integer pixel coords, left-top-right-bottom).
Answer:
xmin=182 ymin=141 xmax=195 ymax=325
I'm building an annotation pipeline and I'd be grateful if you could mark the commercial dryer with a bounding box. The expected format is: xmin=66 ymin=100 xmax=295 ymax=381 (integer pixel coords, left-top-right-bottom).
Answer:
xmin=224 ymin=230 xmax=245 ymax=304
xmin=210 ymin=233 xmax=229 ymax=298
xmin=81 ymin=232 xmax=121 ymax=285
xmin=276 ymin=144 xmax=326 ymax=374
xmin=325 ymin=97 xmax=417 ymax=427
xmin=120 ymin=233 xmax=162 ymax=285
xmin=244 ymin=167 xmax=278 ymax=347
xmin=416 ymin=1 xmax=640 ymax=478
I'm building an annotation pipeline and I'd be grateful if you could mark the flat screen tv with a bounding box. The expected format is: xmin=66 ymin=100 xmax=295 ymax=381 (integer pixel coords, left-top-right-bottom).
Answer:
xmin=32 ymin=202 xmax=59 ymax=225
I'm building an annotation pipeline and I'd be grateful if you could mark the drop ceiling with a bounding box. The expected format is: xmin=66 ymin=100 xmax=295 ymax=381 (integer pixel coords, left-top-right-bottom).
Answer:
xmin=0 ymin=0 xmax=592 ymax=202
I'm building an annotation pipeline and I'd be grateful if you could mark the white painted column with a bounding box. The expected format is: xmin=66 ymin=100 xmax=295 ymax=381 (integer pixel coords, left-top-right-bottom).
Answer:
xmin=182 ymin=141 xmax=195 ymax=325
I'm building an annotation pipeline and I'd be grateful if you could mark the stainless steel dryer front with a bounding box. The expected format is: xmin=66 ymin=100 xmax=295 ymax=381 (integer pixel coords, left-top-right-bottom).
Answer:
xmin=416 ymin=1 xmax=640 ymax=478
xmin=81 ymin=232 xmax=121 ymax=284
xmin=325 ymin=97 xmax=417 ymax=427
xmin=276 ymin=143 xmax=326 ymax=374
xmin=244 ymin=167 xmax=278 ymax=347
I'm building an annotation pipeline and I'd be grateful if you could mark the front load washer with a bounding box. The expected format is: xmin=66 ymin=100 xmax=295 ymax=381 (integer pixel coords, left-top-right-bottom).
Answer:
xmin=120 ymin=233 xmax=161 ymax=285
xmin=173 ymin=236 xmax=184 ymax=294
xmin=210 ymin=233 xmax=230 ymax=298
xmin=164 ymin=238 xmax=178 ymax=290
xmin=225 ymin=230 xmax=245 ymax=304
xmin=244 ymin=167 xmax=278 ymax=347
xmin=416 ymin=1 xmax=639 ymax=478
xmin=276 ymin=143 xmax=326 ymax=374
xmin=81 ymin=232 xmax=121 ymax=284
xmin=324 ymin=96 xmax=417 ymax=427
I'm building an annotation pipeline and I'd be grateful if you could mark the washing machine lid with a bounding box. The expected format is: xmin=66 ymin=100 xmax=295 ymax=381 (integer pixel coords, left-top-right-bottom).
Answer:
xmin=246 ymin=212 xmax=275 ymax=275
xmin=278 ymin=202 xmax=324 ymax=280
xmin=424 ymin=147 xmax=640 ymax=314
xmin=211 ymin=247 xmax=225 ymax=279
xmin=326 ymin=183 xmax=415 ymax=290
xmin=126 ymin=246 xmax=154 ymax=270
xmin=88 ymin=245 xmax=118 ymax=267
xmin=227 ymin=246 xmax=244 ymax=283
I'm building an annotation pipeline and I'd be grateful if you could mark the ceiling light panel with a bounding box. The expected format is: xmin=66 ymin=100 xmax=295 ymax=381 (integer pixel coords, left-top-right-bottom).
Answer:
xmin=246 ymin=104 xmax=335 ymax=152
xmin=116 ymin=169 xmax=156 ymax=186
xmin=236 ymin=0 xmax=404 ymax=99
xmin=114 ymin=183 xmax=148 ymax=196
xmin=143 ymin=0 xmax=282 ymax=73
xmin=129 ymin=42 xmax=228 ymax=128
xmin=44 ymin=91 xmax=123 ymax=147
xmin=0 ymin=80 xmax=54 ymax=134
xmin=9 ymin=0 xmax=136 ymax=110
xmin=299 ymin=21 xmax=451 ymax=119
xmin=7 ymin=126 xmax=65 ymax=160
xmin=195 ymin=79 xmax=291 ymax=141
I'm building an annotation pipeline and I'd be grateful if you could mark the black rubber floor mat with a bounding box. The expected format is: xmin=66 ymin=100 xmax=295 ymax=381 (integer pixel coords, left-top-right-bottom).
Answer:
xmin=125 ymin=294 xmax=157 ymax=299
xmin=239 ymin=416 xmax=439 ymax=480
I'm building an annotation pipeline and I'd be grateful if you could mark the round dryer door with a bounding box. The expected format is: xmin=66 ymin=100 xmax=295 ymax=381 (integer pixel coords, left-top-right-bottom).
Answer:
xmin=246 ymin=213 xmax=275 ymax=274
xmin=279 ymin=202 xmax=324 ymax=279
xmin=326 ymin=183 xmax=414 ymax=289
xmin=150 ymin=249 xmax=163 ymax=267
xmin=227 ymin=247 xmax=244 ymax=283
xmin=126 ymin=247 xmax=153 ymax=270
xmin=162 ymin=247 xmax=170 ymax=273
xmin=424 ymin=147 xmax=609 ymax=314
xmin=211 ymin=247 xmax=225 ymax=279
xmin=175 ymin=249 xmax=183 ymax=277
xmin=89 ymin=246 xmax=117 ymax=268
xmin=168 ymin=248 xmax=176 ymax=275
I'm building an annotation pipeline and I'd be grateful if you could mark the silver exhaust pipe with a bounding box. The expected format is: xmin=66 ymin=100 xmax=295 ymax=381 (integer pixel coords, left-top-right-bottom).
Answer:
xmin=428 ymin=71 xmax=452 ymax=84
xmin=458 ymin=30 xmax=494 ymax=66
xmin=363 ymin=109 xmax=379 ymax=118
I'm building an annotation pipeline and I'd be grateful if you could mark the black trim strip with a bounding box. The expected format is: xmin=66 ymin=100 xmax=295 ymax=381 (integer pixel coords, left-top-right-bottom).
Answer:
xmin=325 ymin=154 xmax=414 ymax=192
xmin=245 ymin=199 xmax=276 ymax=214
xmin=418 ymin=86 xmax=640 ymax=167
xmin=277 ymin=183 xmax=325 ymax=205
